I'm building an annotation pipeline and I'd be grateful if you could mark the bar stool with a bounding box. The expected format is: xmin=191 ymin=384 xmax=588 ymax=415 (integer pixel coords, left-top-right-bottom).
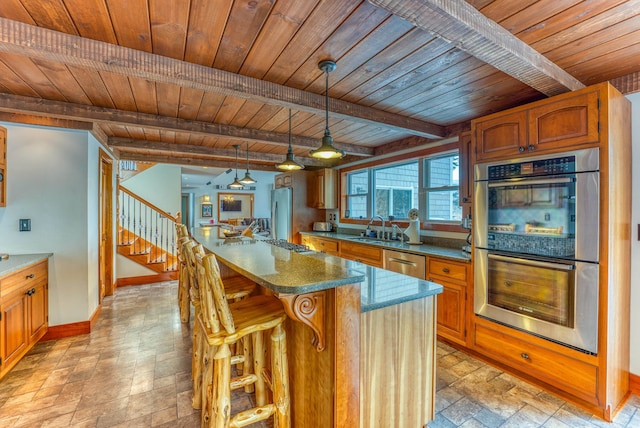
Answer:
xmin=183 ymin=240 xmax=256 ymax=409
xmin=198 ymin=253 xmax=290 ymax=428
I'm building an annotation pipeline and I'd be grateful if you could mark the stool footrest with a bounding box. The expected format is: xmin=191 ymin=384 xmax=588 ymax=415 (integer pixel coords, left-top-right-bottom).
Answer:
xmin=230 ymin=404 xmax=276 ymax=428
xmin=230 ymin=355 xmax=244 ymax=366
xmin=231 ymin=374 xmax=258 ymax=390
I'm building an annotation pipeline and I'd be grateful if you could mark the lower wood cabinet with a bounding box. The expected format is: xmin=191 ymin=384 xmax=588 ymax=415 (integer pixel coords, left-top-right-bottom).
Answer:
xmin=427 ymin=256 xmax=470 ymax=346
xmin=0 ymin=259 xmax=49 ymax=379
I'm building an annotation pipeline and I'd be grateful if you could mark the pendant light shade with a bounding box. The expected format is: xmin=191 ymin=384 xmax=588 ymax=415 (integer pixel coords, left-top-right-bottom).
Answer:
xmin=239 ymin=142 xmax=257 ymax=185
xmin=229 ymin=145 xmax=244 ymax=189
xmin=276 ymin=109 xmax=305 ymax=171
xmin=310 ymin=60 xmax=345 ymax=160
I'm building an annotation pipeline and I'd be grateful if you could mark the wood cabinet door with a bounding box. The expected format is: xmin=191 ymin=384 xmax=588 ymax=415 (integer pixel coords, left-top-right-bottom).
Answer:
xmin=28 ymin=282 xmax=48 ymax=343
xmin=435 ymin=282 xmax=466 ymax=345
xmin=529 ymin=90 xmax=600 ymax=151
xmin=1 ymin=291 xmax=28 ymax=369
xmin=474 ymin=110 xmax=528 ymax=162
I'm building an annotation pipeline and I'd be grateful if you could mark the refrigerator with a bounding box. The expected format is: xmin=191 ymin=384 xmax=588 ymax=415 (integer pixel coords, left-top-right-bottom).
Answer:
xmin=270 ymin=172 xmax=326 ymax=243
xmin=271 ymin=187 xmax=293 ymax=241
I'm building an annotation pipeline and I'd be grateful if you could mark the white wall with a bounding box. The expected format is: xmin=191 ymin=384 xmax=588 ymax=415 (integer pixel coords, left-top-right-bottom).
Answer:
xmin=122 ymin=163 xmax=182 ymax=217
xmin=0 ymin=123 xmax=101 ymax=326
xmin=627 ymin=92 xmax=640 ymax=376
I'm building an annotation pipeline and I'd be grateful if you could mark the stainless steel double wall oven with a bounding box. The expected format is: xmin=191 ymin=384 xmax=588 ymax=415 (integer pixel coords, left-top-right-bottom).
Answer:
xmin=474 ymin=148 xmax=599 ymax=354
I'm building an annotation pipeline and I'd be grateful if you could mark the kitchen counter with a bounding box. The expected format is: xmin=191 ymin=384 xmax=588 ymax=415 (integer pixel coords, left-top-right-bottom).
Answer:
xmin=0 ymin=253 xmax=52 ymax=277
xmin=193 ymin=228 xmax=442 ymax=312
xmin=301 ymin=231 xmax=471 ymax=262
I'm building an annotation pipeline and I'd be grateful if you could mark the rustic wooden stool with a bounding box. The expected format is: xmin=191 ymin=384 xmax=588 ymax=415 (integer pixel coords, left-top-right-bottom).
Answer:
xmin=175 ymin=224 xmax=190 ymax=323
xmin=197 ymin=253 xmax=290 ymax=428
xmin=183 ymin=239 xmax=256 ymax=410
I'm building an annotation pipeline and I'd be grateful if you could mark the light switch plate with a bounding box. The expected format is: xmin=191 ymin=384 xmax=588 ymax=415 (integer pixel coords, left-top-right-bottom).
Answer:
xmin=19 ymin=219 xmax=31 ymax=232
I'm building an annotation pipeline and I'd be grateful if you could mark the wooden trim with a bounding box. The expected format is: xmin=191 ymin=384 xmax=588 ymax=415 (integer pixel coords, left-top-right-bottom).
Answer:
xmin=40 ymin=321 xmax=91 ymax=341
xmin=630 ymin=373 xmax=640 ymax=395
xmin=0 ymin=17 xmax=444 ymax=139
xmin=90 ymin=304 xmax=102 ymax=330
xmin=116 ymin=272 xmax=177 ymax=287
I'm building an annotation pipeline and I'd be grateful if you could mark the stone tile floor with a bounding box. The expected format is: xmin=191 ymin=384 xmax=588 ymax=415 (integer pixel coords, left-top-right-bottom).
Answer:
xmin=0 ymin=280 xmax=636 ymax=427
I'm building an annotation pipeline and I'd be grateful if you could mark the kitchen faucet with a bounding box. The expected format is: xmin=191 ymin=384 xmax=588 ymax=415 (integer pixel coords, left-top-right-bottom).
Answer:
xmin=368 ymin=215 xmax=386 ymax=239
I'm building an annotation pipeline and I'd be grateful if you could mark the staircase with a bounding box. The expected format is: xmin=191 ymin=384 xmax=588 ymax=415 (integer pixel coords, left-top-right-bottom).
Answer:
xmin=117 ymin=184 xmax=179 ymax=280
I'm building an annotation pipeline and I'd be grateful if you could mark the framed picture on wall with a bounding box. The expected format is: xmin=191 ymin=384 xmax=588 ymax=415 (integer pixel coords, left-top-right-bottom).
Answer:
xmin=201 ymin=203 xmax=213 ymax=217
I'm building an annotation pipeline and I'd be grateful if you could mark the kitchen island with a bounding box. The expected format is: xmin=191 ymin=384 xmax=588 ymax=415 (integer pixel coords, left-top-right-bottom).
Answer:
xmin=192 ymin=228 xmax=443 ymax=427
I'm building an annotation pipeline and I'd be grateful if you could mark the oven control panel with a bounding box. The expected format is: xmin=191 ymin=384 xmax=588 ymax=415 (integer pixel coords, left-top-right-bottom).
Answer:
xmin=488 ymin=156 xmax=575 ymax=179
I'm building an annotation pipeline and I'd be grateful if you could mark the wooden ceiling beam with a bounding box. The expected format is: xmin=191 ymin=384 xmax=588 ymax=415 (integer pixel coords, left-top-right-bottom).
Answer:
xmin=0 ymin=17 xmax=446 ymax=139
xmin=0 ymin=92 xmax=374 ymax=156
xmin=368 ymin=0 xmax=585 ymax=96
xmin=118 ymin=152 xmax=282 ymax=172
xmin=610 ymin=71 xmax=640 ymax=95
xmin=108 ymin=137 xmax=334 ymax=168
xmin=0 ymin=112 xmax=93 ymax=130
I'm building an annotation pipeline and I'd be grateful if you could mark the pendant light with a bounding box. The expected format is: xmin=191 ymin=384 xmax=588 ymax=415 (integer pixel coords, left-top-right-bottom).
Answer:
xmin=275 ymin=109 xmax=305 ymax=171
xmin=228 ymin=144 xmax=244 ymax=189
xmin=310 ymin=60 xmax=345 ymax=160
xmin=239 ymin=142 xmax=257 ymax=185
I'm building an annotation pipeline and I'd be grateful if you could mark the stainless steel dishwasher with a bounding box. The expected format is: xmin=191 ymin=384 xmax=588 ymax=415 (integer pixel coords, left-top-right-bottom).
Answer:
xmin=383 ymin=249 xmax=426 ymax=279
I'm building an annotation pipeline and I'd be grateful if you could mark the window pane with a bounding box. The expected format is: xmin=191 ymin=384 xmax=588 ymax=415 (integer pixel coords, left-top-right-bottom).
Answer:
xmin=374 ymin=162 xmax=418 ymax=219
xmin=348 ymin=170 xmax=368 ymax=195
xmin=347 ymin=195 xmax=367 ymax=219
xmin=426 ymin=155 xmax=459 ymax=187
xmin=427 ymin=190 xmax=462 ymax=221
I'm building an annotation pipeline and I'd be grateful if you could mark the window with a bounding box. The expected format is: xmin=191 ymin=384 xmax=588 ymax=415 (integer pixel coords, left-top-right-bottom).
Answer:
xmin=424 ymin=153 xmax=461 ymax=222
xmin=343 ymin=152 xmax=460 ymax=224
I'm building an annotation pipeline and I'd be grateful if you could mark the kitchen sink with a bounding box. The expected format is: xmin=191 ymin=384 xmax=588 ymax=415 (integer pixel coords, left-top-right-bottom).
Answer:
xmin=348 ymin=237 xmax=384 ymax=243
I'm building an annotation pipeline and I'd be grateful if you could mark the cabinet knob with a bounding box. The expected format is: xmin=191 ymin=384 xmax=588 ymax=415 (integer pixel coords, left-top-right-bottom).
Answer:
xmin=518 ymin=146 xmax=525 ymax=153
xmin=520 ymin=353 xmax=530 ymax=360
xmin=504 ymin=280 xmax=513 ymax=287
xmin=26 ymin=273 xmax=34 ymax=279
xmin=528 ymin=144 xmax=535 ymax=152
xmin=442 ymin=268 xmax=450 ymax=273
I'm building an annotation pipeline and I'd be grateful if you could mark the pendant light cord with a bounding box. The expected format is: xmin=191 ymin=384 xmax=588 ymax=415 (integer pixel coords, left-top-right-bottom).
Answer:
xmin=324 ymin=69 xmax=330 ymax=136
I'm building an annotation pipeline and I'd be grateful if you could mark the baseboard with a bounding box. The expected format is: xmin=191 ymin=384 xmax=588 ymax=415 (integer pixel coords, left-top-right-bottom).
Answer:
xmin=116 ymin=272 xmax=177 ymax=287
xmin=39 ymin=303 xmax=102 ymax=341
xmin=631 ymin=373 xmax=640 ymax=395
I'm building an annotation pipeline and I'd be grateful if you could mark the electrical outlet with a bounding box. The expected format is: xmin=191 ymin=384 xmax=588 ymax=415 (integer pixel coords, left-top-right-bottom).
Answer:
xmin=19 ymin=219 xmax=31 ymax=232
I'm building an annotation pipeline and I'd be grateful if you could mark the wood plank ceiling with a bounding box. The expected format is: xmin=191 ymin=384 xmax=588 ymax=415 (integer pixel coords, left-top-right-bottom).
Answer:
xmin=0 ymin=0 xmax=639 ymax=170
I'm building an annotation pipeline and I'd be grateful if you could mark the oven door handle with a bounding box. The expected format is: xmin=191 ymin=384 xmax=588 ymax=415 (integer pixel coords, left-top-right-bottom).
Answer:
xmin=488 ymin=176 xmax=574 ymax=187
xmin=488 ymin=253 xmax=575 ymax=271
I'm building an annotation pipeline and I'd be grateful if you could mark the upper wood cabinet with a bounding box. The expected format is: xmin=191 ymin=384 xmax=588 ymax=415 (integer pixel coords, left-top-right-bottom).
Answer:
xmin=458 ymin=131 xmax=473 ymax=217
xmin=473 ymin=88 xmax=600 ymax=162
xmin=310 ymin=168 xmax=337 ymax=209
xmin=274 ymin=172 xmax=293 ymax=189
xmin=0 ymin=126 xmax=6 ymax=207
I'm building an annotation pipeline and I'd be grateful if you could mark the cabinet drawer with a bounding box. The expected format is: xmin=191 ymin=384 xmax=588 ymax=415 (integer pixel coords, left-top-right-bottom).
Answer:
xmin=383 ymin=250 xmax=425 ymax=279
xmin=0 ymin=261 xmax=48 ymax=298
xmin=305 ymin=237 xmax=339 ymax=254
xmin=474 ymin=323 xmax=598 ymax=403
xmin=427 ymin=257 xmax=467 ymax=282
xmin=340 ymin=242 xmax=383 ymax=267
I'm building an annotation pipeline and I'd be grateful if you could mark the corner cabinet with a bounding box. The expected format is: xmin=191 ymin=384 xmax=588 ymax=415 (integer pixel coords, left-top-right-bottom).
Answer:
xmin=310 ymin=168 xmax=337 ymax=209
xmin=0 ymin=126 xmax=6 ymax=207
xmin=0 ymin=259 xmax=49 ymax=379
xmin=473 ymin=88 xmax=600 ymax=162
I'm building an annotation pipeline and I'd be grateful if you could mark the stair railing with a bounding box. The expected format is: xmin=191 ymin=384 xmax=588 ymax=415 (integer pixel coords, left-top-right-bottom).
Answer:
xmin=117 ymin=184 xmax=179 ymax=268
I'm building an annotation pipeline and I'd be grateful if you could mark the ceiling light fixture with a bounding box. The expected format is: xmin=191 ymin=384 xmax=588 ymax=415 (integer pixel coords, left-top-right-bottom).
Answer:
xmin=239 ymin=142 xmax=257 ymax=185
xmin=228 ymin=144 xmax=244 ymax=189
xmin=275 ymin=109 xmax=305 ymax=171
xmin=310 ymin=60 xmax=345 ymax=160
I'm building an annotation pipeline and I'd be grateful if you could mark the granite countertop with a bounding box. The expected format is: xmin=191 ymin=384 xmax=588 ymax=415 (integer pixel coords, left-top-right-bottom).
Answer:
xmin=193 ymin=228 xmax=442 ymax=312
xmin=301 ymin=231 xmax=472 ymax=262
xmin=0 ymin=253 xmax=52 ymax=278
